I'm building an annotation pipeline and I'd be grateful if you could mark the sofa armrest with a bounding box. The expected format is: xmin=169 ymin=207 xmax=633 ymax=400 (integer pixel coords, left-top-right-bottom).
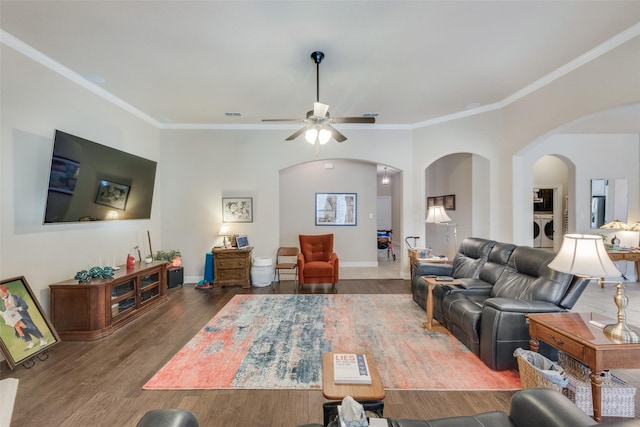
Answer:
xmin=483 ymin=298 xmax=566 ymax=314
xmin=413 ymin=262 xmax=453 ymax=279
xmin=509 ymin=388 xmax=595 ymax=427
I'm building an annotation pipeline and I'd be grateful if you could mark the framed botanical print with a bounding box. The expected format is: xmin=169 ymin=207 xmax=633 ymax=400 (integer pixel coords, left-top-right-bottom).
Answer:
xmin=222 ymin=197 xmax=253 ymax=223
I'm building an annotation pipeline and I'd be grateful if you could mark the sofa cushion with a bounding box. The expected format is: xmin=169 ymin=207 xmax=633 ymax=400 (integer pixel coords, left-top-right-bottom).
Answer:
xmin=442 ymin=294 xmax=486 ymax=355
xmin=478 ymin=242 xmax=516 ymax=285
xmin=451 ymin=238 xmax=496 ymax=279
xmin=491 ymin=246 xmax=572 ymax=305
xmin=388 ymin=412 xmax=514 ymax=427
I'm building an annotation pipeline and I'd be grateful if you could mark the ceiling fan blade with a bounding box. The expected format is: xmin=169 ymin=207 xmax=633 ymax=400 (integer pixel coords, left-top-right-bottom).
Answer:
xmin=325 ymin=124 xmax=347 ymax=143
xmin=262 ymin=118 xmax=304 ymax=122
xmin=332 ymin=117 xmax=376 ymax=124
xmin=313 ymin=102 xmax=329 ymax=118
xmin=285 ymin=126 xmax=309 ymax=141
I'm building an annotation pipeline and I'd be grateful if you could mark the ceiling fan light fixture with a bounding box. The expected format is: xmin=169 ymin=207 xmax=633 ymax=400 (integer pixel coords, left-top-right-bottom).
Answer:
xmin=318 ymin=128 xmax=332 ymax=145
xmin=305 ymin=128 xmax=318 ymax=144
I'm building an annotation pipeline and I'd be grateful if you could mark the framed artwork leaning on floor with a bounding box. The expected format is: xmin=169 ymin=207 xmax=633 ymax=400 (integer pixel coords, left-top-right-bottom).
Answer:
xmin=0 ymin=276 xmax=60 ymax=369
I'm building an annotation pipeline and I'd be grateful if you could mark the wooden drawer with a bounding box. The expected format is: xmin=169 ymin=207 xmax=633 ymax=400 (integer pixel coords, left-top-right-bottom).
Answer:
xmin=608 ymin=253 xmax=625 ymax=261
xmin=625 ymin=253 xmax=640 ymax=262
xmin=534 ymin=323 xmax=586 ymax=361
xmin=217 ymin=258 xmax=246 ymax=269
xmin=216 ymin=269 xmax=244 ymax=280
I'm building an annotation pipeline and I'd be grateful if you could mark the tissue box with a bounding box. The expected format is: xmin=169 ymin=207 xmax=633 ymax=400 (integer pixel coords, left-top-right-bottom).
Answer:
xmin=338 ymin=405 xmax=368 ymax=427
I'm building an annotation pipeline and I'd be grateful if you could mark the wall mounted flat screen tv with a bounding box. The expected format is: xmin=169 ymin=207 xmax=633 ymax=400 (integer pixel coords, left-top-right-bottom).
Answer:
xmin=44 ymin=130 xmax=157 ymax=223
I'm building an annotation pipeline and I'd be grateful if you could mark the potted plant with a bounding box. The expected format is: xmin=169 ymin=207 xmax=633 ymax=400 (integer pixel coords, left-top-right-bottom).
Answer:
xmin=155 ymin=249 xmax=182 ymax=267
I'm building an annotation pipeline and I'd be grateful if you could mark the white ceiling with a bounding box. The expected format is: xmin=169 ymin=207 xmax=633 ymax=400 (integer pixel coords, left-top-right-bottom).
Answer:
xmin=1 ymin=1 xmax=640 ymax=132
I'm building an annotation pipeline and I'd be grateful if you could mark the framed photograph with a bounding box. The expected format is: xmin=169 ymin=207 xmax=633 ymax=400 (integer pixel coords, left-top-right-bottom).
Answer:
xmin=427 ymin=197 xmax=436 ymax=209
xmin=48 ymin=156 xmax=80 ymax=195
xmin=222 ymin=197 xmax=253 ymax=223
xmin=0 ymin=276 xmax=60 ymax=369
xmin=315 ymin=193 xmax=357 ymax=226
xmin=445 ymin=194 xmax=456 ymax=210
xmin=95 ymin=179 xmax=130 ymax=210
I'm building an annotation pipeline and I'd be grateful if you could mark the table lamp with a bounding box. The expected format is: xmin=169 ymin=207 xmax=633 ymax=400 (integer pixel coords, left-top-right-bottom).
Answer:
xmin=548 ymin=234 xmax=639 ymax=343
xmin=425 ymin=206 xmax=458 ymax=250
xmin=219 ymin=225 xmax=230 ymax=248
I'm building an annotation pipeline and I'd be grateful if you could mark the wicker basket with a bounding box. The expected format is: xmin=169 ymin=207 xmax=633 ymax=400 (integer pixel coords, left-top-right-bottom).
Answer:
xmin=558 ymin=352 xmax=636 ymax=418
xmin=515 ymin=351 xmax=564 ymax=393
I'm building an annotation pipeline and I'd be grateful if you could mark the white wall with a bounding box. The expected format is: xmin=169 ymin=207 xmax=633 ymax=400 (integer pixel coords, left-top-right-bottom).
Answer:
xmin=0 ymin=45 xmax=162 ymax=312
xmin=158 ymin=128 xmax=414 ymax=281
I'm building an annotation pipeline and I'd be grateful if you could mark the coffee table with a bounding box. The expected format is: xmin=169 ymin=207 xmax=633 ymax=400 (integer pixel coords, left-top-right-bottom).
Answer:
xmin=322 ymin=352 xmax=385 ymax=401
xmin=421 ymin=276 xmax=461 ymax=331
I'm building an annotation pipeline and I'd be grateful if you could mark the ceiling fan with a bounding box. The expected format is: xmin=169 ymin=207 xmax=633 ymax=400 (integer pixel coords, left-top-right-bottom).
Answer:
xmin=262 ymin=51 xmax=375 ymax=144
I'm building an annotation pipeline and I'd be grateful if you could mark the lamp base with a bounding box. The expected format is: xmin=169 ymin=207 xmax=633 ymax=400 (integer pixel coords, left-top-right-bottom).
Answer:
xmin=603 ymin=322 xmax=640 ymax=343
xmin=603 ymin=281 xmax=640 ymax=343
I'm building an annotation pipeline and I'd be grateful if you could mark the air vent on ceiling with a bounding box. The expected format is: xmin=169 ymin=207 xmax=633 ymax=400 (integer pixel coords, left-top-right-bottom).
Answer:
xmin=363 ymin=113 xmax=379 ymax=118
xmin=225 ymin=112 xmax=242 ymax=117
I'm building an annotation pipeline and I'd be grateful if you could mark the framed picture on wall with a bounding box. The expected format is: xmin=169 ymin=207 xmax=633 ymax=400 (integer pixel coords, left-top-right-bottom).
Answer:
xmin=427 ymin=197 xmax=436 ymax=209
xmin=222 ymin=197 xmax=253 ymax=223
xmin=315 ymin=193 xmax=357 ymax=226
xmin=0 ymin=276 xmax=60 ymax=369
xmin=445 ymin=194 xmax=456 ymax=210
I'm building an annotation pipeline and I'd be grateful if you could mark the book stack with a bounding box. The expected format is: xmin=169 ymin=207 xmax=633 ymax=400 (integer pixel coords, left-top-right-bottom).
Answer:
xmin=333 ymin=353 xmax=372 ymax=385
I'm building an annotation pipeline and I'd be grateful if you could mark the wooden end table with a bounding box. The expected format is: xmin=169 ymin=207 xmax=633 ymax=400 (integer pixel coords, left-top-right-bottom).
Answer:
xmin=322 ymin=352 xmax=385 ymax=401
xmin=527 ymin=312 xmax=640 ymax=422
xmin=421 ymin=276 xmax=460 ymax=331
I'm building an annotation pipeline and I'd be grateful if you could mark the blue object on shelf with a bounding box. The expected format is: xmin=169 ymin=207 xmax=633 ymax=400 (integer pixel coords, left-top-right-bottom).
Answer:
xmin=204 ymin=252 xmax=214 ymax=283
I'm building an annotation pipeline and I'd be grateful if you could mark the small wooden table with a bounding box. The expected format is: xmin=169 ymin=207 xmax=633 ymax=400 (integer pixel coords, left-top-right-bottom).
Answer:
xmin=527 ymin=312 xmax=640 ymax=422
xmin=322 ymin=352 xmax=385 ymax=401
xmin=607 ymin=250 xmax=640 ymax=283
xmin=421 ymin=276 xmax=460 ymax=331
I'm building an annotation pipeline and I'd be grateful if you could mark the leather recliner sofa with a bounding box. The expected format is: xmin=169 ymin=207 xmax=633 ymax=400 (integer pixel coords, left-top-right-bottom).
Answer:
xmin=318 ymin=388 xmax=640 ymax=427
xmin=412 ymin=237 xmax=590 ymax=370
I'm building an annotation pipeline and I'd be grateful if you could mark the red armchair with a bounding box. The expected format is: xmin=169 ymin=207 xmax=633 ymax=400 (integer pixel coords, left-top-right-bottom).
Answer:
xmin=297 ymin=234 xmax=339 ymax=290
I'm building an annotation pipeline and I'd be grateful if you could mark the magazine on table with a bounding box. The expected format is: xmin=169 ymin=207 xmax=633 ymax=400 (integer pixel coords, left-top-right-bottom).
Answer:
xmin=333 ymin=353 xmax=372 ymax=385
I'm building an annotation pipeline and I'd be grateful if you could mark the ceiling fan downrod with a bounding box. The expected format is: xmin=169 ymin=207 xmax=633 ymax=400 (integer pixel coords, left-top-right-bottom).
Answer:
xmin=311 ymin=51 xmax=324 ymax=103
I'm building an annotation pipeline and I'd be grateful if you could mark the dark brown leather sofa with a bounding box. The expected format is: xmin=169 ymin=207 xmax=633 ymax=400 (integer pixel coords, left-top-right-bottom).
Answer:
xmin=412 ymin=237 xmax=590 ymax=370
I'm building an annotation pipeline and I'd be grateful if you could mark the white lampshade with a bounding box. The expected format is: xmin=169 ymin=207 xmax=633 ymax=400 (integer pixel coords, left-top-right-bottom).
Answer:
xmin=218 ymin=225 xmax=230 ymax=236
xmin=305 ymin=128 xmax=318 ymax=144
xmin=548 ymin=234 xmax=620 ymax=277
xmin=425 ymin=206 xmax=452 ymax=224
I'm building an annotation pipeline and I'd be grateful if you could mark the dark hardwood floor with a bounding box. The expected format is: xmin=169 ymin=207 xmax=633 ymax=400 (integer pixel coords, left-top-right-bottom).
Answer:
xmin=1 ymin=279 xmax=636 ymax=426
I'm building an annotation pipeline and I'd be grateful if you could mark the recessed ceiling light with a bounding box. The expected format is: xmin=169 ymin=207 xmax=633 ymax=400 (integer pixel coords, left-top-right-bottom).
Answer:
xmin=225 ymin=112 xmax=242 ymax=117
xmin=81 ymin=73 xmax=106 ymax=85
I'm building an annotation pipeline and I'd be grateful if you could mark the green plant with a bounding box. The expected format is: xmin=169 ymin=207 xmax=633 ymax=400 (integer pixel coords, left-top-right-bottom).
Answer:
xmin=155 ymin=249 xmax=181 ymax=262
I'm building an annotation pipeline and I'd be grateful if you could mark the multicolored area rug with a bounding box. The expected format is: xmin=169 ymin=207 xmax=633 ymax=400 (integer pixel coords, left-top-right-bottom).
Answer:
xmin=143 ymin=294 xmax=521 ymax=390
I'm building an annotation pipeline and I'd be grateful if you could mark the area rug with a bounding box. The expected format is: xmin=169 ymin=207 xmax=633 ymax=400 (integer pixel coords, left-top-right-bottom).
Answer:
xmin=143 ymin=294 xmax=521 ymax=390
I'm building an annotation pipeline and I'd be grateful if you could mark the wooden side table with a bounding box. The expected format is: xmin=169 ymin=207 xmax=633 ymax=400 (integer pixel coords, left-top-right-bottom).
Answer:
xmin=607 ymin=250 xmax=640 ymax=283
xmin=212 ymin=247 xmax=252 ymax=288
xmin=407 ymin=248 xmax=449 ymax=279
xmin=527 ymin=312 xmax=640 ymax=422
xmin=421 ymin=276 xmax=459 ymax=331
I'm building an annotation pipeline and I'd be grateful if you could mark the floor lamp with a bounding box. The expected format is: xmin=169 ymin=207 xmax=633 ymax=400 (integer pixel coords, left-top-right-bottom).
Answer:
xmin=425 ymin=206 xmax=458 ymax=252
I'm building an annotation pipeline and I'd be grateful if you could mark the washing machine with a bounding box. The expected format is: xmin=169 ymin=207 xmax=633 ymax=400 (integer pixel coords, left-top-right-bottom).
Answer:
xmin=533 ymin=216 xmax=542 ymax=248
xmin=538 ymin=213 xmax=554 ymax=248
